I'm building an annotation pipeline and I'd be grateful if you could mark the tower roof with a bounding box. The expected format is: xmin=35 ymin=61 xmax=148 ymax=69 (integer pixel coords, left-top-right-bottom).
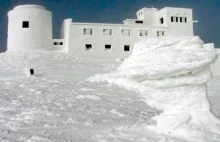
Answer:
xmin=13 ymin=5 xmax=45 ymax=10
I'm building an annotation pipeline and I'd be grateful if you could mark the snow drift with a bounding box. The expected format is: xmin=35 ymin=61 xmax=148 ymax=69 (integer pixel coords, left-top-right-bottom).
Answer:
xmin=88 ymin=36 xmax=220 ymax=141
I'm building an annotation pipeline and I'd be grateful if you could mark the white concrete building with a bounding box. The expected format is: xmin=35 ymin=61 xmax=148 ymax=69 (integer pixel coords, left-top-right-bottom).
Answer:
xmin=7 ymin=5 xmax=195 ymax=58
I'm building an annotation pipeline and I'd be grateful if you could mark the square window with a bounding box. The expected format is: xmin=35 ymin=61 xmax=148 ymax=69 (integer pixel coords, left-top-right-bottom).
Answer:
xmin=54 ymin=42 xmax=57 ymax=45
xmin=157 ymin=31 xmax=165 ymax=37
xmin=85 ymin=44 xmax=92 ymax=50
xmin=140 ymin=30 xmax=148 ymax=36
xmin=103 ymin=29 xmax=112 ymax=35
xmin=83 ymin=28 xmax=93 ymax=35
xmin=22 ymin=21 xmax=29 ymax=28
xmin=122 ymin=29 xmax=130 ymax=36
xmin=105 ymin=45 xmax=111 ymax=50
xmin=124 ymin=45 xmax=130 ymax=51
xmin=60 ymin=42 xmax=63 ymax=45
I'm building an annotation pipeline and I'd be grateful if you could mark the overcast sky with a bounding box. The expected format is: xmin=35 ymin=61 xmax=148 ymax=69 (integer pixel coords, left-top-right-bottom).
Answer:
xmin=0 ymin=0 xmax=220 ymax=52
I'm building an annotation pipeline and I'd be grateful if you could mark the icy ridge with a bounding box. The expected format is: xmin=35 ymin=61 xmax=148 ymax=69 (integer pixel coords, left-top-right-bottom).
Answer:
xmin=88 ymin=36 xmax=220 ymax=141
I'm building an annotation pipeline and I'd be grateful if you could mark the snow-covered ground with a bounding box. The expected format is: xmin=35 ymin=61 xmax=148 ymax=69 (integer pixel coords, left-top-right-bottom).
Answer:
xmin=0 ymin=51 xmax=161 ymax=141
xmin=0 ymin=36 xmax=220 ymax=141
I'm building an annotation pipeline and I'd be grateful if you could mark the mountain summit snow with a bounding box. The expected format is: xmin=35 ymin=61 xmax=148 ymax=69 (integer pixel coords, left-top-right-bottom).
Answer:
xmin=89 ymin=36 xmax=220 ymax=141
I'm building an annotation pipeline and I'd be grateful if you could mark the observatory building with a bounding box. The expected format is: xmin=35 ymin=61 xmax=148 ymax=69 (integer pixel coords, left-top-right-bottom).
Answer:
xmin=7 ymin=5 xmax=195 ymax=58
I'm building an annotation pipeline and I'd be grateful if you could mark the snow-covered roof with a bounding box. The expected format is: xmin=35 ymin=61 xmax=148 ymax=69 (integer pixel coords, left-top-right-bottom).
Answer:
xmin=13 ymin=5 xmax=45 ymax=10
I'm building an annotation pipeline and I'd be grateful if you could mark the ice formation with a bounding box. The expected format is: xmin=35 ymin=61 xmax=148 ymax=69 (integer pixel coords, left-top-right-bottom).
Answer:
xmin=88 ymin=36 xmax=220 ymax=141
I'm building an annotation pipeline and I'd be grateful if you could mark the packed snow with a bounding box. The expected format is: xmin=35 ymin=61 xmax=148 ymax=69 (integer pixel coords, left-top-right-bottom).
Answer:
xmin=88 ymin=36 xmax=220 ymax=141
xmin=0 ymin=36 xmax=220 ymax=141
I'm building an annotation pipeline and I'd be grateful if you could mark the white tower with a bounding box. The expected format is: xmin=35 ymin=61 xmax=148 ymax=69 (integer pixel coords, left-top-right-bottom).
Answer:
xmin=7 ymin=5 xmax=52 ymax=51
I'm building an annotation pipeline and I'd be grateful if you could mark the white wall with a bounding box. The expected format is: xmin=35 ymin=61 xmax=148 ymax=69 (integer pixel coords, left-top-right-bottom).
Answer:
xmin=160 ymin=7 xmax=194 ymax=36
xmin=211 ymin=49 xmax=220 ymax=76
xmin=7 ymin=5 xmax=52 ymax=51
xmin=52 ymin=39 xmax=64 ymax=51
xmin=136 ymin=8 xmax=158 ymax=25
xmin=67 ymin=22 xmax=168 ymax=58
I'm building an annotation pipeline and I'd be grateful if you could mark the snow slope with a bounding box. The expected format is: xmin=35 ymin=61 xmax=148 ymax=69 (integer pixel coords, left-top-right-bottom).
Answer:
xmin=89 ymin=36 xmax=220 ymax=141
xmin=0 ymin=51 xmax=162 ymax=141
xmin=0 ymin=36 xmax=219 ymax=141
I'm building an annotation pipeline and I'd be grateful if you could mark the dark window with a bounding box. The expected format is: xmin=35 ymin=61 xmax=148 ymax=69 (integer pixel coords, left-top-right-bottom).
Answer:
xmin=105 ymin=45 xmax=111 ymax=50
xmin=54 ymin=42 xmax=63 ymax=45
xmin=176 ymin=17 xmax=178 ymax=22
xmin=157 ymin=31 xmax=160 ymax=37
xmin=160 ymin=18 xmax=164 ymax=24
xmin=180 ymin=17 xmax=183 ymax=23
xmin=124 ymin=45 xmax=130 ymax=51
xmin=85 ymin=44 xmax=92 ymax=50
xmin=30 ymin=69 xmax=34 ymax=75
xmin=185 ymin=17 xmax=187 ymax=23
xmin=22 ymin=21 xmax=29 ymax=28
xmin=135 ymin=20 xmax=143 ymax=24
xmin=171 ymin=16 xmax=174 ymax=22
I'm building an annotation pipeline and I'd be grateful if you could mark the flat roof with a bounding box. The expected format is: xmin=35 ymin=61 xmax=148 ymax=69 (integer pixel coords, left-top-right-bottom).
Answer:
xmin=71 ymin=22 xmax=168 ymax=28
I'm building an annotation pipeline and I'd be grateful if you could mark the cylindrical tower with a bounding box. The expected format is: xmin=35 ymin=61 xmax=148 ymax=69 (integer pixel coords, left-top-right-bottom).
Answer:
xmin=7 ymin=5 xmax=52 ymax=51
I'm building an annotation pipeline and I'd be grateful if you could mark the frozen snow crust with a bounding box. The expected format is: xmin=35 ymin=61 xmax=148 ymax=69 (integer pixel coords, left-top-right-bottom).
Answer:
xmin=13 ymin=5 xmax=45 ymax=10
xmin=89 ymin=36 xmax=220 ymax=141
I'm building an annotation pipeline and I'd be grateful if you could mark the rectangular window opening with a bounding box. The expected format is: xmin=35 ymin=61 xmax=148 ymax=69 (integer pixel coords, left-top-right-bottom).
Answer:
xmin=160 ymin=18 xmax=164 ymax=24
xmin=105 ymin=45 xmax=111 ymax=50
xmin=54 ymin=42 xmax=63 ymax=46
xmin=135 ymin=20 xmax=143 ymax=24
xmin=176 ymin=17 xmax=179 ymax=22
xmin=171 ymin=16 xmax=174 ymax=22
xmin=22 ymin=21 xmax=29 ymax=28
xmin=124 ymin=45 xmax=130 ymax=51
xmin=103 ymin=29 xmax=112 ymax=35
xmin=157 ymin=31 xmax=165 ymax=37
xmin=83 ymin=28 xmax=93 ymax=35
xmin=85 ymin=44 xmax=92 ymax=50
xmin=140 ymin=30 xmax=148 ymax=36
xmin=185 ymin=17 xmax=187 ymax=23
xmin=157 ymin=31 xmax=160 ymax=37
xmin=180 ymin=17 xmax=183 ymax=23
xmin=121 ymin=29 xmax=130 ymax=36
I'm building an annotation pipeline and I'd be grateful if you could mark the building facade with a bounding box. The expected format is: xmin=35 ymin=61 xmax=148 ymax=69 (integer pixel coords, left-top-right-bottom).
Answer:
xmin=7 ymin=5 xmax=195 ymax=58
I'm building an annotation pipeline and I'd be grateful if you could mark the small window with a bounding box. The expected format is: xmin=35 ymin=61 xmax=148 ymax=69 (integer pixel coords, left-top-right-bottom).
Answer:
xmin=85 ymin=44 xmax=92 ymax=50
xmin=122 ymin=29 xmax=130 ymax=36
xmin=160 ymin=18 xmax=164 ymax=24
xmin=135 ymin=20 xmax=143 ymax=24
xmin=171 ymin=16 xmax=174 ymax=22
xmin=54 ymin=42 xmax=63 ymax=45
xmin=180 ymin=17 xmax=183 ymax=23
xmin=105 ymin=45 xmax=111 ymax=50
xmin=176 ymin=17 xmax=179 ymax=22
xmin=157 ymin=31 xmax=165 ymax=37
xmin=124 ymin=45 xmax=130 ymax=51
xmin=22 ymin=21 xmax=29 ymax=28
xmin=157 ymin=31 xmax=160 ymax=37
xmin=83 ymin=28 xmax=93 ymax=35
xmin=184 ymin=17 xmax=187 ymax=23
xmin=140 ymin=30 xmax=148 ymax=36
xmin=103 ymin=29 xmax=112 ymax=35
